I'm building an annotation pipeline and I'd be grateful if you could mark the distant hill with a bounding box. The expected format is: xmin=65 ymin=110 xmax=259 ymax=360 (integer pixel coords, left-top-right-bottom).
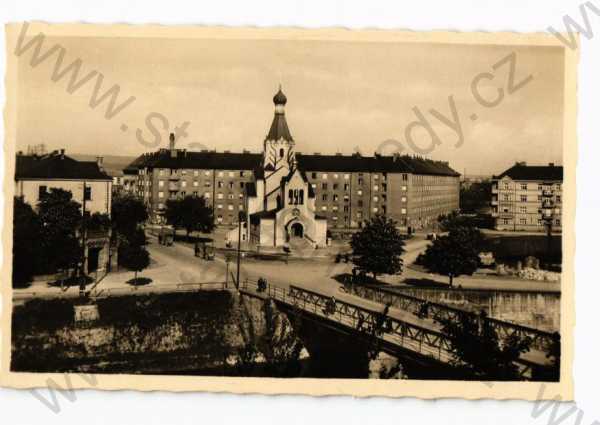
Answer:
xmin=71 ymin=154 xmax=137 ymax=176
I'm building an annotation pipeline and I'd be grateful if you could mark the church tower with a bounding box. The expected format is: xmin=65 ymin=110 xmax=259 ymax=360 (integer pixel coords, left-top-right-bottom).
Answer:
xmin=263 ymin=86 xmax=296 ymax=173
xmin=263 ymin=86 xmax=297 ymax=210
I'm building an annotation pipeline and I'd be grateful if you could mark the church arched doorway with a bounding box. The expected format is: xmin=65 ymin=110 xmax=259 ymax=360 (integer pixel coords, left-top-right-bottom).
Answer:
xmin=291 ymin=222 xmax=304 ymax=238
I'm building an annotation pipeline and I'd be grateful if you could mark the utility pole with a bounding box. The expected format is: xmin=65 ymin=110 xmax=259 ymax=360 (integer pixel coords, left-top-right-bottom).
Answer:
xmin=80 ymin=181 xmax=88 ymax=295
xmin=235 ymin=211 xmax=245 ymax=289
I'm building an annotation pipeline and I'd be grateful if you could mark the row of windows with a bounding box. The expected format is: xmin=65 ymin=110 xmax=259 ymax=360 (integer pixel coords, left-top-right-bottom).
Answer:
xmin=38 ymin=185 xmax=92 ymax=201
xmin=502 ymin=194 xmax=562 ymax=202
xmin=501 ymin=218 xmax=562 ymax=226
xmin=157 ymin=202 xmax=244 ymax=210
xmin=156 ymin=169 xmax=248 ymax=178
xmin=499 ymin=182 xmax=562 ymax=191
xmin=158 ymin=180 xmax=246 ymax=190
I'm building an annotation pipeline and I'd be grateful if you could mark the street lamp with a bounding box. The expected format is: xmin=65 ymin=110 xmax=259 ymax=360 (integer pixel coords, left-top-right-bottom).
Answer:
xmin=235 ymin=210 xmax=246 ymax=289
xmin=541 ymin=185 xmax=555 ymax=263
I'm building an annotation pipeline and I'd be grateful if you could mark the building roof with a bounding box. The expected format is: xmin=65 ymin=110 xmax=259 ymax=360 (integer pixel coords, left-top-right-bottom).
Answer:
xmin=125 ymin=150 xmax=263 ymax=172
xmin=249 ymin=209 xmax=278 ymax=224
xmin=125 ymin=150 xmax=460 ymax=177
xmin=15 ymin=151 xmax=112 ymax=181
xmin=494 ymin=163 xmax=563 ymax=181
xmin=296 ymin=153 xmax=460 ymax=176
xmin=266 ymin=110 xmax=293 ymax=141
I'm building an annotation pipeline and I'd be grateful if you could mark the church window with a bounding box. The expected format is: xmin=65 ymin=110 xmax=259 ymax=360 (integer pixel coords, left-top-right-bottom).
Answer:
xmin=289 ymin=189 xmax=304 ymax=205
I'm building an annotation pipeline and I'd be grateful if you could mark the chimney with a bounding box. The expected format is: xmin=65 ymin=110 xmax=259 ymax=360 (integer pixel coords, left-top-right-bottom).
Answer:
xmin=169 ymin=133 xmax=177 ymax=158
xmin=549 ymin=162 xmax=555 ymax=167
xmin=96 ymin=156 xmax=104 ymax=169
xmin=515 ymin=161 xmax=526 ymax=166
xmin=60 ymin=149 xmax=65 ymax=159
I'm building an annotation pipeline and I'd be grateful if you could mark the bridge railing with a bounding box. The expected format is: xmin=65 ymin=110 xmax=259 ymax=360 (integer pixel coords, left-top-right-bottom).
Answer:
xmin=241 ymin=279 xmax=457 ymax=364
xmin=348 ymin=284 xmax=557 ymax=352
xmin=240 ymin=279 xmax=550 ymax=376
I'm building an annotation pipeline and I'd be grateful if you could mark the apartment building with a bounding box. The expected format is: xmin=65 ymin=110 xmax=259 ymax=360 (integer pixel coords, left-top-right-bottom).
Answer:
xmin=125 ymin=88 xmax=460 ymax=233
xmin=14 ymin=150 xmax=113 ymax=273
xmin=491 ymin=162 xmax=563 ymax=232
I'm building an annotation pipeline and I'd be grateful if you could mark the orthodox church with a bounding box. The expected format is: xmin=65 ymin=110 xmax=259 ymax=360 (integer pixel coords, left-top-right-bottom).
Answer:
xmin=238 ymin=87 xmax=328 ymax=248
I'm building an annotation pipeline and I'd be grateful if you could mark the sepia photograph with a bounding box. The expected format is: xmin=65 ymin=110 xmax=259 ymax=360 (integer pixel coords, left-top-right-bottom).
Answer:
xmin=1 ymin=23 xmax=576 ymax=399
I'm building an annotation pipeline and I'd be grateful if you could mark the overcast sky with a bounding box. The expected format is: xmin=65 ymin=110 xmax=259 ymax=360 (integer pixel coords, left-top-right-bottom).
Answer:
xmin=15 ymin=35 xmax=565 ymax=175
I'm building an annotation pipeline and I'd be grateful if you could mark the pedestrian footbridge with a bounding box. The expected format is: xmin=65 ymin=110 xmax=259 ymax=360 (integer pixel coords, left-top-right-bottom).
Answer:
xmin=239 ymin=279 xmax=558 ymax=380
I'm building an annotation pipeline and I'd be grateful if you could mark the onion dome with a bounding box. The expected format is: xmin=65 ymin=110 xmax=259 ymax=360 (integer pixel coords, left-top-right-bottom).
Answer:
xmin=273 ymin=86 xmax=287 ymax=106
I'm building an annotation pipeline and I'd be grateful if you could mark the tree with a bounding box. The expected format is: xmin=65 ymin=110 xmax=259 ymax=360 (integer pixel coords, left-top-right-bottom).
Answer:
xmin=437 ymin=310 xmax=531 ymax=380
xmin=460 ymin=180 xmax=492 ymax=214
xmin=111 ymin=193 xmax=148 ymax=240
xmin=350 ymin=215 xmax=405 ymax=281
xmin=420 ymin=226 xmax=482 ymax=287
xmin=111 ymin=194 xmax=149 ymax=268
xmin=37 ymin=188 xmax=82 ymax=274
xmin=12 ymin=197 xmax=42 ymax=287
xmin=119 ymin=229 xmax=150 ymax=283
xmin=165 ymin=195 xmax=215 ymax=240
